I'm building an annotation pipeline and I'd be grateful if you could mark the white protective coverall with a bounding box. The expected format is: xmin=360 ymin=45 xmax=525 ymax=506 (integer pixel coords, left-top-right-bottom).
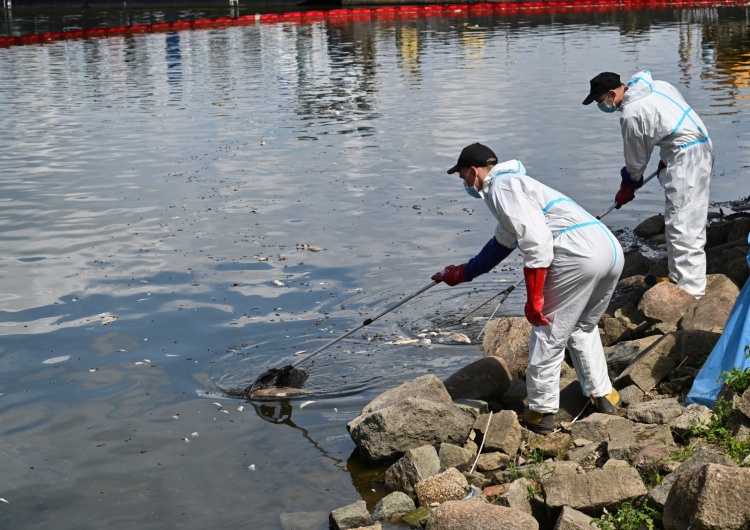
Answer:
xmin=481 ymin=160 xmax=624 ymax=413
xmin=620 ymin=70 xmax=714 ymax=297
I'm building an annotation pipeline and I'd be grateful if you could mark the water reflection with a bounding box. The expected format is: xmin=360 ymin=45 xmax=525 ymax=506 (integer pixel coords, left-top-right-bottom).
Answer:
xmin=1 ymin=6 xmax=750 ymax=529
xmin=251 ymin=398 xmax=346 ymax=467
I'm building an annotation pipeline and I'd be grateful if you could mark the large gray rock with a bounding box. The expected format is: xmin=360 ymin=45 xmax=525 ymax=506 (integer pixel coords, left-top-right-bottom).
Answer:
xmin=482 ymin=316 xmax=531 ymax=378
xmin=679 ymin=289 xmax=737 ymax=332
xmin=372 ymin=491 xmax=415 ymax=523
xmin=424 ymin=500 xmax=539 ymax=530
xmin=543 ymin=467 xmax=647 ymax=515
xmin=625 ymin=397 xmax=684 ymax=424
xmin=414 ymin=467 xmax=470 ymax=507
xmin=604 ymin=335 xmax=661 ymax=373
xmin=438 ymin=443 xmax=475 ymax=472
xmin=607 ymin=422 xmax=675 ymax=462
xmin=497 ymin=477 xmax=549 ymax=526
xmin=385 ymin=445 xmax=441 ymax=497
xmin=634 ymin=214 xmax=665 ymax=239
xmin=647 ymin=446 xmax=736 ymax=510
xmin=443 ymin=356 xmax=512 ymax=404
xmin=329 ymin=500 xmax=371 ymax=530
xmin=553 ymin=506 xmax=594 ymax=530
xmin=668 ymin=403 xmax=713 ymax=437
xmin=637 ymin=282 xmax=697 ymax=325
xmin=473 ymin=410 xmax=522 ymax=456
xmin=663 ymin=463 xmax=750 ymax=530
xmin=348 ymin=376 xmax=474 ymax=463
xmin=615 ymin=332 xmax=680 ymax=392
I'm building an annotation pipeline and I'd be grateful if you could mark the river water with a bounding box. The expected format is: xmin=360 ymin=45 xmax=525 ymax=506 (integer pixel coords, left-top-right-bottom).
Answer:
xmin=1 ymin=4 xmax=749 ymax=529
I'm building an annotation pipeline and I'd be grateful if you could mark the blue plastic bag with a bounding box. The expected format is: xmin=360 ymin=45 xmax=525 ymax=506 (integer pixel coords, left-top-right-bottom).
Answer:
xmin=685 ymin=232 xmax=750 ymax=408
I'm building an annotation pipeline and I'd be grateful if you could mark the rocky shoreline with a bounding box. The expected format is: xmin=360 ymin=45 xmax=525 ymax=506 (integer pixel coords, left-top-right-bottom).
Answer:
xmin=321 ymin=201 xmax=750 ymax=530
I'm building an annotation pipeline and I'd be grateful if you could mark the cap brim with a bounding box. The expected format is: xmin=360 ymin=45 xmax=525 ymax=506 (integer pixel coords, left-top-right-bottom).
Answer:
xmin=447 ymin=164 xmax=461 ymax=174
xmin=582 ymin=93 xmax=597 ymax=105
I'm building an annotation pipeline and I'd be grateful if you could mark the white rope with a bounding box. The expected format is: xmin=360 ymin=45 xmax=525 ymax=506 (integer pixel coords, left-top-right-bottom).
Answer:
xmin=469 ymin=411 xmax=493 ymax=474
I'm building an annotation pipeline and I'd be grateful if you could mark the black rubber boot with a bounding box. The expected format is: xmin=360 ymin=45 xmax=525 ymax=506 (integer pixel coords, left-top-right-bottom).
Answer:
xmin=593 ymin=389 xmax=621 ymax=414
xmin=523 ymin=408 xmax=555 ymax=435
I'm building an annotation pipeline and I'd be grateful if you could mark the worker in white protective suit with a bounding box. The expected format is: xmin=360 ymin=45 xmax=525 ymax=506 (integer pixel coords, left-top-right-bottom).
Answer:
xmin=583 ymin=70 xmax=714 ymax=297
xmin=432 ymin=143 xmax=624 ymax=435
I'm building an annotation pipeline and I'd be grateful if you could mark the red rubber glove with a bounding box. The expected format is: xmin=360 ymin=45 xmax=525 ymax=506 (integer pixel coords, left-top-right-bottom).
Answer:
xmin=614 ymin=184 xmax=636 ymax=209
xmin=523 ymin=267 xmax=550 ymax=326
xmin=431 ymin=264 xmax=467 ymax=286
xmin=657 ymin=160 xmax=667 ymax=175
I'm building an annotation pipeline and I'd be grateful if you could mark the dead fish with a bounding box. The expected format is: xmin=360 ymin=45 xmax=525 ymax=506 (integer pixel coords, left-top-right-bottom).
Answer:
xmin=272 ymin=280 xmax=284 ymax=286
xmin=447 ymin=333 xmax=472 ymax=344
xmin=307 ymin=246 xmax=324 ymax=252
xmin=390 ymin=338 xmax=420 ymax=345
xmin=249 ymin=387 xmax=311 ymax=399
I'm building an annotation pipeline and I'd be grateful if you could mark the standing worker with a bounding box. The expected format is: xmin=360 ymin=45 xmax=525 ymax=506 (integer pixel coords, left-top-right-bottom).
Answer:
xmin=432 ymin=143 xmax=623 ymax=435
xmin=582 ymin=70 xmax=714 ymax=297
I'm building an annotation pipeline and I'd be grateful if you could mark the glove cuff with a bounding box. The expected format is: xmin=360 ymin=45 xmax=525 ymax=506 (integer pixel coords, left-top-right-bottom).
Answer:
xmin=620 ymin=166 xmax=644 ymax=189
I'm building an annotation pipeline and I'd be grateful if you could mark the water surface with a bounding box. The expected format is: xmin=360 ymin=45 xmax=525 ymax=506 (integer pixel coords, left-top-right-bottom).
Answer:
xmin=1 ymin=5 xmax=749 ymax=528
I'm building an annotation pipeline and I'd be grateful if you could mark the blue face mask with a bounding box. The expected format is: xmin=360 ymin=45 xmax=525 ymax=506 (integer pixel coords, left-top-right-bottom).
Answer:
xmin=597 ymin=94 xmax=618 ymax=113
xmin=464 ymin=180 xmax=482 ymax=199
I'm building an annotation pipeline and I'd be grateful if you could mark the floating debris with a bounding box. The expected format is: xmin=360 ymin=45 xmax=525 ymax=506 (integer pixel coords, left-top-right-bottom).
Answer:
xmin=272 ymin=280 xmax=284 ymax=286
xmin=101 ymin=315 xmax=118 ymax=325
xmin=299 ymin=400 xmax=315 ymax=409
xmin=295 ymin=243 xmax=325 ymax=252
xmin=191 ymin=432 xmax=199 ymax=437
xmin=88 ymin=368 xmax=98 ymax=372
xmin=256 ymin=256 xmax=269 ymax=262
xmin=249 ymin=464 xmax=256 ymax=471
xmin=249 ymin=387 xmax=311 ymax=399
xmin=237 ymin=405 xmax=244 ymax=412
xmin=447 ymin=333 xmax=472 ymax=344
xmin=389 ymin=338 xmax=419 ymax=345
xmin=43 ymin=355 xmax=70 ymax=364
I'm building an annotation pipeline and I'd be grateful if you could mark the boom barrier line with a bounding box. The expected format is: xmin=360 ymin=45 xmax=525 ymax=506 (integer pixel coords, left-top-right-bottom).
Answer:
xmin=0 ymin=0 xmax=746 ymax=48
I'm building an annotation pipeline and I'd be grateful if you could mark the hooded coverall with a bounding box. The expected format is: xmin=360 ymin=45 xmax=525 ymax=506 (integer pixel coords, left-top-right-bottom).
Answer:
xmin=477 ymin=160 xmax=623 ymax=413
xmin=620 ymin=70 xmax=713 ymax=297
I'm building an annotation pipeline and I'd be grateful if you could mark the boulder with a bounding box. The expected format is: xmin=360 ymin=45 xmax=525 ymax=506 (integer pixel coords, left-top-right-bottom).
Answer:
xmin=415 ymin=467 xmax=470 ymax=507
xmin=552 ymin=506 xmax=594 ymax=530
xmin=385 ymin=445 xmax=441 ymax=497
xmin=372 ymin=491 xmax=415 ymax=523
xmin=663 ymin=463 xmax=750 ymax=530
xmin=638 ymin=282 xmax=698 ymax=325
xmin=625 ymin=397 xmax=684 ymax=424
xmin=543 ymin=467 xmax=647 ymax=515
xmin=443 ymin=357 xmax=512 ymax=404
xmin=647 ymin=446 xmax=736 ymax=510
xmin=633 ymin=214 xmax=665 ymax=239
xmin=329 ymin=500 xmax=371 ymax=530
xmin=473 ymin=410 xmax=522 ymax=456
xmin=424 ymin=500 xmax=539 ymax=530
xmin=482 ymin=316 xmax=531 ymax=378
xmin=348 ymin=376 xmax=474 ymax=463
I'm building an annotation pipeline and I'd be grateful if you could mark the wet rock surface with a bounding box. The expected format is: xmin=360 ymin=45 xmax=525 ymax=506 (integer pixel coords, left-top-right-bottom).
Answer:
xmin=326 ymin=213 xmax=750 ymax=529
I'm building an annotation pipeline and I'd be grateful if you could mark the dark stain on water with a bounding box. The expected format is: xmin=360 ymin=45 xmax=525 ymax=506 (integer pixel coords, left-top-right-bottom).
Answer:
xmin=0 ymin=4 xmax=749 ymax=528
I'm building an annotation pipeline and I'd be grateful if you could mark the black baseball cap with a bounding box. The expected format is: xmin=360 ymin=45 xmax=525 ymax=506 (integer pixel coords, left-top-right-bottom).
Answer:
xmin=582 ymin=72 xmax=622 ymax=105
xmin=447 ymin=143 xmax=498 ymax=174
